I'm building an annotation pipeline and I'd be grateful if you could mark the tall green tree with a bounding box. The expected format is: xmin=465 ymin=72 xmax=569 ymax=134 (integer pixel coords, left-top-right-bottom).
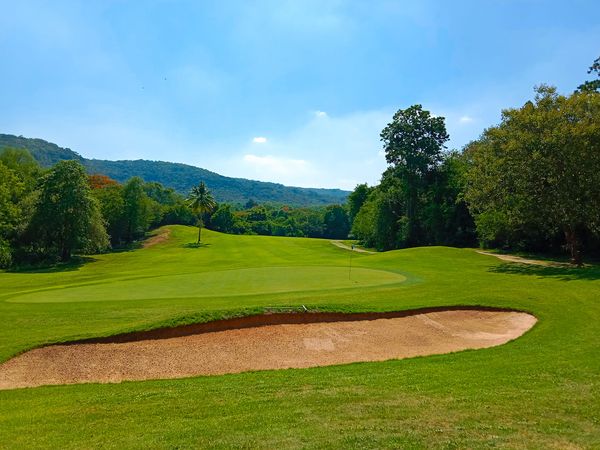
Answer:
xmin=380 ymin=105 xmax=449 ymax=245
xmin=347 ymin=183 xmax=373 ymax=225
xmin=188 ymin=181 xmax=216 ymax=243
xmin=0 ymin=147 xmax=41 ymax=188
xmin=143 ymin=181 xmax=179 ymax=205
xmin=351 ymin=172 xmax=407 ymax=250
xmin=290 ymin=208 xmax=324 ymax=238
xmin=577 ymin=56 xmax=599 ymax=93
xmin=161 ymin=201 xmax=195 ymax=226
xmin=465 ymin=86 xmax=600 ymax=265
xmin=323 ymin=205 xmax=350 ymax=239
xmin=29 ymin=160 xmax=108 ymax=261
xmin=93 ymin=184 xmax=126 ymax=245
xmin=0 ymin=162 xmax=25 ymax=267
xmin=421 ymin=152 xmax=476 ymax=246
xmin=210 ymin=204 xmax=235 ymax=233
xmin=0 ymin=148 xmax=45 ymax=266
xmin=122 ymin=177 xmax=152 ymax=243
xmin=351 ymin=189 xmax=399 ymax=250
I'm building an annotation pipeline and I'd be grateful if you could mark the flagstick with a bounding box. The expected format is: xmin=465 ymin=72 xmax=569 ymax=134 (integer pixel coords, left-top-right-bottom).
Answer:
xmin=349 ymin=245 xmax=353 ymax=280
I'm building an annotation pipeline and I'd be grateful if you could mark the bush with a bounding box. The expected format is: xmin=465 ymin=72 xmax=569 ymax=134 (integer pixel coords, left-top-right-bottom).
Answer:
xmin=0 ymin=239 xmax=12 ymax=268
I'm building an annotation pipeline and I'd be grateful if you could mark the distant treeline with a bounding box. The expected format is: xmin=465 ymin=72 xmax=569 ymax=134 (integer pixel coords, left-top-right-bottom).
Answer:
xmin=208 ymin=201 xmax=349 ymax=239
xmin=0 ymin=133 xmax=349 ymax=206
xmin=0 ymin=149 xmax=349 ymax=267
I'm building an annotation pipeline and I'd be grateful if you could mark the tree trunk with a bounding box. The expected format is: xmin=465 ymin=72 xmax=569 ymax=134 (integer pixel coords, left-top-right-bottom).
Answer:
xmin=564 ymin=227 xmax=582 ymax=266
xmin=406 ymin=181 xmax=419 ymax=246
xmin=197 ymin=225 xmax=202 ymax=244
xmin=60 ymin=246 xmax=70 ymax=262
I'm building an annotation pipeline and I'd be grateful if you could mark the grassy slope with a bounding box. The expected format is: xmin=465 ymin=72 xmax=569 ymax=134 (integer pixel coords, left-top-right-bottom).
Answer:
xmin=0 ymin=226 xmax=599 ymax=448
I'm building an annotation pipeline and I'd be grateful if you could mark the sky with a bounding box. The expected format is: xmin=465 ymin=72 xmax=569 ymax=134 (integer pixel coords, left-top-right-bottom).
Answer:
xmin=1 ymin=1 xmax=599 ymax=190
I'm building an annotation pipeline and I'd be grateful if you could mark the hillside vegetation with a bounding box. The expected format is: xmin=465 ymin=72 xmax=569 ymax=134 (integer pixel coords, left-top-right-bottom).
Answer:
xmin=0 ymin=134 xmax=348 ymax=206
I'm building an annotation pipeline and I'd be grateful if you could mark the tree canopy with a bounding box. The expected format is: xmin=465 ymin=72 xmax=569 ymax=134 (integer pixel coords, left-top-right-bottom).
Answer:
xmin=28 ymin=160 xmax=109 ymax=261
xmin=380 ymin=105 xmax=450 ymax=245
xmin=465 ymin=86 xmax=600 ymax=264
xmin=188 ymin=182 xmax=217 ymax=243
xmin=577 ymin=56 xmax=600 ymax=93
xmin=347 ymin=183 xmax=373 ymax=226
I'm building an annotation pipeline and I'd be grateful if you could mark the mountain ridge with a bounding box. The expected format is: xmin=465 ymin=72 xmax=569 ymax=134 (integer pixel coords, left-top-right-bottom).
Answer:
xmin=0 ymin=134 xmax=349 ymax=205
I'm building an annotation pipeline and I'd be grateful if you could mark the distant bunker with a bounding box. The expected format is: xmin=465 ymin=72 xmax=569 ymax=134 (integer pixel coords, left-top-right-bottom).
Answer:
xmin=0 ymin=308 xmax=536 ymax=390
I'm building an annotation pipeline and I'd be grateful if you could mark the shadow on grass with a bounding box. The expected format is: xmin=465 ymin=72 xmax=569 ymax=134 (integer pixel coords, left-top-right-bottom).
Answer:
xmin=182 ymin=242 xmax=211 ymax=249
xmin=110 ymin=242 xmax=143 ymax=253
xmin=489 ymin=263 xmax=600 ymax=281
xmin=8 ymin=256 xmax=98 ymax=273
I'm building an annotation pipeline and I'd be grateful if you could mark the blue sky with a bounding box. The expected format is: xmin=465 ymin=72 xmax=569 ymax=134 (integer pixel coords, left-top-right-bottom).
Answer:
xmin=1 ymin=1 xmax=598 ymax=189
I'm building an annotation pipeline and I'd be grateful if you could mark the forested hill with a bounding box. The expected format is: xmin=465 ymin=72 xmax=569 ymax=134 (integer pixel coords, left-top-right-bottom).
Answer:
xmin=0 ymin=134 xmax=349 ymax=205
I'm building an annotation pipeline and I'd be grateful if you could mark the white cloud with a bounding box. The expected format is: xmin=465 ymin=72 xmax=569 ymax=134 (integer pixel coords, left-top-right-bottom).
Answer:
xmin=424 ymin=103 xmax=496 ymax=150
xmin=314 ymin=110 xmax=328 ymax=118
xmin=211 ymin=109 xmax=392 ymax=189
xmin=252 ymin=136 xmax=268 ymax=143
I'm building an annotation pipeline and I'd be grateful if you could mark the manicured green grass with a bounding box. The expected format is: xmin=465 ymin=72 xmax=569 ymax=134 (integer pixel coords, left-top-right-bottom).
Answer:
xmin=0 ymin=225 xmax=599 ymax=448
xmin=8 ymin=266 xmax=405 ymax=304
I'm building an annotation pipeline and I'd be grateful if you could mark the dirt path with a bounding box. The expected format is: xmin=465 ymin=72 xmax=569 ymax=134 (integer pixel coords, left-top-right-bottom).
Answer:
xmin=142 ymin=228 xmax=171 ymax=248
xmin=0 ymin=309 xmax=536 ymax=389
xmin=476 ymin=250 xmax=568 ymax=267
xmin=331 ymin=240 xmax=376 ymax=254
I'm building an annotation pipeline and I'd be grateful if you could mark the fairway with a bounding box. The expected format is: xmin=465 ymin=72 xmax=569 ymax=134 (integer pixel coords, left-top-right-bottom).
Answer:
xmin=0 ymin=225 xmax=599 ymax=448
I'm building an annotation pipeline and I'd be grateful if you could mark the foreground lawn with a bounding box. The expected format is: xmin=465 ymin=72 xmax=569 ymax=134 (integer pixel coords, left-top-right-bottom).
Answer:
xmin=0 ymin=225 xmax=599 ymax=448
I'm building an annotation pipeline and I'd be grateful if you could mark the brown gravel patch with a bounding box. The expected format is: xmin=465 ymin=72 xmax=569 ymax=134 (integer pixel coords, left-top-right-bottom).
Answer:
xmin=331 ymin=240 xmax=376 ymax=254
xmin=0 ymin=309 xmax=536 ymax=390
xmin=142 ymin=228 xmax=171 ymax=248
xmin=476 ymin=250 xmax=568 ymax=267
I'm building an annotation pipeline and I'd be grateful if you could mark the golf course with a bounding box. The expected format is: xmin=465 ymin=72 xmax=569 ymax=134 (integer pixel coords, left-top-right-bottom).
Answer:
xmin=0 ymin=225 xmax=599 ymax=448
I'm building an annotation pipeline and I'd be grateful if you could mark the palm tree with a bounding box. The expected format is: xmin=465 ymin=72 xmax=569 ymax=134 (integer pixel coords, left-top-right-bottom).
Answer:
xmin=187 ymin=181 xmax=216 ymax=243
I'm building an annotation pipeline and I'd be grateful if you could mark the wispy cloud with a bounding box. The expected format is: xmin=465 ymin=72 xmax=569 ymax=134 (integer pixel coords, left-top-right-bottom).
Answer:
xmin=252 ymin=136 xmax=268 ymax=143
xmin=212 ymin=109 xmax=392 ymax=189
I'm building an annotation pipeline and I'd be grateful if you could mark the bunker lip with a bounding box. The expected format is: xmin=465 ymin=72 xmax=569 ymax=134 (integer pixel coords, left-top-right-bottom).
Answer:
xmin=62 ymin=306 xmax=527 ymax=345
xmin=0 ymin=308 xmax=537 ymax=390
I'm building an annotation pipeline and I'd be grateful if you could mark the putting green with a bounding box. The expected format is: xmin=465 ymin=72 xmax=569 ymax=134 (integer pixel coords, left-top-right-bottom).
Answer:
xmin=6 ymin=266 xmax=406 ymax=303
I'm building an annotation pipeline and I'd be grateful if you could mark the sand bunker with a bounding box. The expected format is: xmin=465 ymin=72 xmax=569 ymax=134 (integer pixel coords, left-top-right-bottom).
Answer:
xmin=0 ymin=308 xmax=536 ymax=390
